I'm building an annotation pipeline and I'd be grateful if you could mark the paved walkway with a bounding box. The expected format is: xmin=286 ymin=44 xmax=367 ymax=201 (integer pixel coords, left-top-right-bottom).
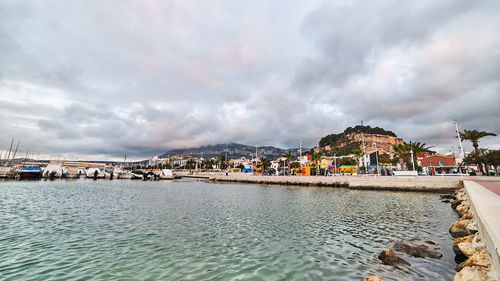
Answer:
xmin=471 ymin=177 xmax=500 ymax=196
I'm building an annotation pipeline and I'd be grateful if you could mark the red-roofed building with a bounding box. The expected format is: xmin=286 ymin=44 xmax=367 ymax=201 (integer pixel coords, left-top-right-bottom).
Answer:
xmin=420 ymin=155 xmax=456 ymax=167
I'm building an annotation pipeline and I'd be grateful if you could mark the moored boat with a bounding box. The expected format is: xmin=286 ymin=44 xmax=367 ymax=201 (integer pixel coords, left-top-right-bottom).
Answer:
xmin=0 ymin=167 xmax=17 ymax=178
xmin=85 ymin=168 xmax=105 ymax=179
xmin=159 ymin=169 xmax=174 ymax=180
xmin=19 ymin=166 xmax=43 ymax=179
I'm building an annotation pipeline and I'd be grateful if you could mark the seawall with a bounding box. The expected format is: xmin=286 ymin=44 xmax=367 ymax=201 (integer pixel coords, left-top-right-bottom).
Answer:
xmin=463 ymin=179 xmax=500 ymax=279
xmin=183 ymin=173 xmax=464 ymax=192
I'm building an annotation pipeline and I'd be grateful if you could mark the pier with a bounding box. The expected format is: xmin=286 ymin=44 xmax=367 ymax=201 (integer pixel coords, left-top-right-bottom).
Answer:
xmin=182 ymin=173 xmax=464 ymax=192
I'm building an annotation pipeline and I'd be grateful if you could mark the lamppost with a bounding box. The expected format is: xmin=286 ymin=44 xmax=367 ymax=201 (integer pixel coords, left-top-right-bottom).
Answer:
xmin=298 ymin=139 xmax=303 ymax=176
xmin=410 ymin=150 xmax=415 ymax=171
xmin=360 ymin=121 xmax=367 ymax=174
xmin=334 ymin=153 xmax=337 ymax=176
xmin=373 ymin=141 xmax=379 ymax=175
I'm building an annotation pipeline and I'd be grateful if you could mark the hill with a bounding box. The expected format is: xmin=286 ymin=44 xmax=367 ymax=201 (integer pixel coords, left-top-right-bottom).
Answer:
xmin=160 ymin=143 xmax=299 ymax=160
xmin=317 ymin=125 xmax=402 ymax=156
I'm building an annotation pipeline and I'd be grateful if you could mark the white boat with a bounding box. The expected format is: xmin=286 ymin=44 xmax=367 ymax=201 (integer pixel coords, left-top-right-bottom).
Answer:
xmin=43 ymin=164 xmax=66 ymax=178
xmin=159 ymin=169 xmax=174 ymax=180
xmin=0 ymin=167 xmax=16 ymax=178
xmin=86 ymin=168 xmax=105 ymax=178
xmin=65 ymin=167 xmax=80 ymax=178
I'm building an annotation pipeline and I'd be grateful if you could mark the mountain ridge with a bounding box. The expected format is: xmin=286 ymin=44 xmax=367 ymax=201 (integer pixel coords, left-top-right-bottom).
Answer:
xmin=160 ymin=143 xmax=301 ymax=160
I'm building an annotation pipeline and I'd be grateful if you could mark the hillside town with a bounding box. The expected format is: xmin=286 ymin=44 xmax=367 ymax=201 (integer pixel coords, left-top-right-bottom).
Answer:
xmin=146 ymin=125 xmax=499 ymax=177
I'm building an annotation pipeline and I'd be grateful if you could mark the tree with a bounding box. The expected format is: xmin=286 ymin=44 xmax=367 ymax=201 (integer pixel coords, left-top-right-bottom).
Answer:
xmin=460 ymin=129 xmax=497 ymax=173
xmin=406 ymin=141 xmax=432 ymax=168
xmin=186 ymin=159 xmax=196 ymax=169
xmin=339 ymin=157 xmax=356 ymax=165
xmin=236 ymin=163 xmax=245 ymax=169
xmin=352 ymin=148 xmax=364 ymax=169
xmin=260 ymin=157 xmax=271 ymax=171
xmin=393 ymin=143 xmax=410 ymax=170
xmin=311 ymin=151 xmax=323 ymax=175
xmin=284 ymin=153 xmax=293 ymax=176
xmin=218 ymin=155 xmax=228 ymax=170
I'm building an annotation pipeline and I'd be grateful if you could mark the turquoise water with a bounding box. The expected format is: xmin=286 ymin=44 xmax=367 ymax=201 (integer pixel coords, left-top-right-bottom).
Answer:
xmin=0 ymin=179 xmax=457 ymax=280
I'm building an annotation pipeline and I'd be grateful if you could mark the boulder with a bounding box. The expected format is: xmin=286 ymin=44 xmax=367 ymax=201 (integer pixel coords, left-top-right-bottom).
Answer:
xmin=450 ymin=220 xmax=471 ymax=238
xmin=392 ymin=240 xmax=442 ymax=259
xmin=454 ymin=266 xmax=496 ymax=281
xmin=455 ymin=190 xmax=467 ymax=201
xmin=460 ymin=213 xmax=473 ymax=221
xmin=466 ymin=221 xmax=478 ymax=234
xmin=378 ymin=249 xmax=410 ymax=267
xmin=471 ymin=233 xmax=486 ymax=252
xmin=456 ymin=201 xmax=470 ymax=217
xmin=453 ymin=235 xmax=473 ymax=255
xmin=456 ymin=251 xmax=493 ymax=271
xmin=362 ymin=276 xmax=383 ymax=281
xmin=457 ymin=242 xmax=475 ymax=257
xmin=451 ymin=199 xmax=462 ymax=209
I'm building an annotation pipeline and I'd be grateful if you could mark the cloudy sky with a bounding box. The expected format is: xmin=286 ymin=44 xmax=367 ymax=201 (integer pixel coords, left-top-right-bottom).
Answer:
xmin=1 ymin=0 xmax=499 ymax=160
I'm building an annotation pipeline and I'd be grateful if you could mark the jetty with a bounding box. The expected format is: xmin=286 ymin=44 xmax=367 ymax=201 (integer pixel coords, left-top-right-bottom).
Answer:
xmin=180 ymin=173 xmax=465 ymax=192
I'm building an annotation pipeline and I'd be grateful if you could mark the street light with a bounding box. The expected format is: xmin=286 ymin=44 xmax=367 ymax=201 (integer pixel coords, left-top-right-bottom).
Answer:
xmin=410 ymin=150 xmax=415 ymax=171
xmin=373 ymin=141 xmax=379 ymax=175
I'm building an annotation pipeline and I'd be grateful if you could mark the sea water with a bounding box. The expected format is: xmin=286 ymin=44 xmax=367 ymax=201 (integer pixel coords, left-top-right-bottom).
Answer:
xmin=0 ymin=179 xmax=457 ymax=280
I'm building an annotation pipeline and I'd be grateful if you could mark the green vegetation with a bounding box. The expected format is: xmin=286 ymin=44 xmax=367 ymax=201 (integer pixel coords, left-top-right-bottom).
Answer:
xmin=460 ymin=129 xmax=497 ymax=173
xmin=259 ymin=157 xmax=271 ymax=170
xmin=339 ymin=157 xmax=356 ymax=165
xmin=284 ymin=153 xmax=293 ymax=176
xmin=319 ymin=125 xmax=397 ymax=147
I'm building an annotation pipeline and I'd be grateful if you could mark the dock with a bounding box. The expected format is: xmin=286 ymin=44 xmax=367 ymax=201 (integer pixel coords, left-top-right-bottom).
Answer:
xmin=180 ymin=173 xmax=464 ymax=192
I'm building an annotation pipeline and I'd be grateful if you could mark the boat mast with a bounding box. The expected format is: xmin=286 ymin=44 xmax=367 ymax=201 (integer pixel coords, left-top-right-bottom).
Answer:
xmin=454 ymin=120 xmax=465 ymax=159
xmin=11 ymin=140 xmax=20 ymax=162
xmin=5 ymin=138 xmax=14 ymax=165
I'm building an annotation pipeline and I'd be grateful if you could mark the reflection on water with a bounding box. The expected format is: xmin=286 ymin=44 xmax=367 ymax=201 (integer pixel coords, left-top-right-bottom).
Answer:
xmin=0 ymin=179 xmax=457 ymax=280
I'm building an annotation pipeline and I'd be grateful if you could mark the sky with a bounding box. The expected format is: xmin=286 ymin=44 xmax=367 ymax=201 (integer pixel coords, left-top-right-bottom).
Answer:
xmin=1 ymin=0 xmax=499 ymax=161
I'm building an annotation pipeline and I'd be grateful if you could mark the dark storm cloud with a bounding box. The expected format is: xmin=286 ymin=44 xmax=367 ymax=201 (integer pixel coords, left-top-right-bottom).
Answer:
xmin=0 ymin=0 xmax=499 ymax=160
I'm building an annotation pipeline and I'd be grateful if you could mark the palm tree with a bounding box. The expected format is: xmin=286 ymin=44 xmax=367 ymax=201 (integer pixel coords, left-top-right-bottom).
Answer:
xmin=393 ymin=143 xmax=410 ymax=170
xmin=460 ymin=129 xmax=497 ymax=173
xmin=260 ymin=157 xmax=271 ymax=173
xmin=406 ymin=141 xmax=432 ymax=168
xmin=460 ymin=130 xmax=497 ymax=152
xmin=311 ymin=151 xmax=323 ymax=176
xmin=284 ymin=153 xmax=293 ymax=176
xmin=352 ymin=148 xmax=364 ymax=171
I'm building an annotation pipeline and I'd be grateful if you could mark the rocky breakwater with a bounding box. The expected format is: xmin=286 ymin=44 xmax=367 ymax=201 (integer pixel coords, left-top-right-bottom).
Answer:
xmin=447 ymin=189 xmax=497 ymax=280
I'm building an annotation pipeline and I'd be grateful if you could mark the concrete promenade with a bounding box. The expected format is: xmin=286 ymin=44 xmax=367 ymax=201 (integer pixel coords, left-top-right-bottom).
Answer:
xmin=183 ymin=172 xmax=464 ymax=192
xmin=464 ymin=177 xmax=500 ymax=279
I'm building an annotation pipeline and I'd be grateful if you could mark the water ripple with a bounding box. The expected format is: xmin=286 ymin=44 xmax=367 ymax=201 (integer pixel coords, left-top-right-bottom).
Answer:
xmin=0 ymin=179 xmax=457 ymax=280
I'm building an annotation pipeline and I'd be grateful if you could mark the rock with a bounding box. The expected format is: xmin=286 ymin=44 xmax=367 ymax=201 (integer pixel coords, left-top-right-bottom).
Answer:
xmin=466 ymin=221 xmax=478 ymax=234
xmin=457 ymin=242 xmax=475 ymax=257
xmin=362 ymin=276 xmax=383 ymax=281
xmin=456 ymin=251 xmax=493 ymax=271
xmin=454 ymin=265 xmax=496 ymax=281
xmin=450 ymin=220 xmax=471 ymax=238
xmin=440 ymin=194 xmax=455 ymax=200
xmin=456 ymin=201 xmax=470 ymax=217
xmin=378 ymin=249 xmax=410 ymax=267
xmin=453 ymin=235 xmax=473 ymax=256
xmin=471 ymin=233 xmax=486 ymax=252
xmin=455 ymin=190 xmax=467 ymax=201
xmin=451 ymin=199 xmax=462 ymax=209
xmin=460 ymin=213 xmax=473 ymax=221
xmin=441 ymin=199 xmax=451 ymax=203
xmin=392 ymin=240 xmax=442 ymax=259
